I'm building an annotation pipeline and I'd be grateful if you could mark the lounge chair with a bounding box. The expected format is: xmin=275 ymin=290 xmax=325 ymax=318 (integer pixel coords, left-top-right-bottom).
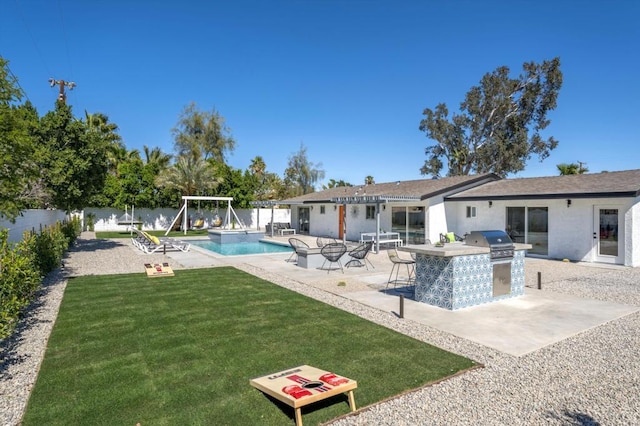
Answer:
xmin=131 ymin=229 xmax=190 ymax=253
xmin=439 ymin=232 xmax=464 ymax=244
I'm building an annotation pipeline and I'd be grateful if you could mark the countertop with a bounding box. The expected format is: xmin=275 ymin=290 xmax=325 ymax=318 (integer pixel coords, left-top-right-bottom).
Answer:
xmin=399 ymin=242 xmax=532 ymax=257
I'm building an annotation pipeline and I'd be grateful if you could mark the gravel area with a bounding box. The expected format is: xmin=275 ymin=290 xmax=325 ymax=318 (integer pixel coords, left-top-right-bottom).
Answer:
xmin=1 ymin=233 xmax=639 ymax=425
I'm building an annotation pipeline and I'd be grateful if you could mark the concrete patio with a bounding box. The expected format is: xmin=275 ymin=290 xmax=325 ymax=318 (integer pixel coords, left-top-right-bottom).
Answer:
xmin=163 ymin=234 xmax=639 ymax=357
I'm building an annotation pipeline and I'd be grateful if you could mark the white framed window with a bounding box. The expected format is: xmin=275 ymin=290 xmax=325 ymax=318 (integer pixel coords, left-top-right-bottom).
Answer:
xmin=466 ymin=206 xmax=477 ymax=218
xmin=366 ymin=205 xmax=376 ymax=219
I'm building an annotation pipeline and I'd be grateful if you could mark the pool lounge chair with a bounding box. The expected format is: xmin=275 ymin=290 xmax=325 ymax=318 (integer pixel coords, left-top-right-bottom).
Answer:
xmin=131 ymin=229 xmax=190 ymax=253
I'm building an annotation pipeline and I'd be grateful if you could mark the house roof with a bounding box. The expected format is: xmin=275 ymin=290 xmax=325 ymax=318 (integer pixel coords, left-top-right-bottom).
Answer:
xmin=446 ymin=169 xmax=640 ymax=201
xmin=282 ymin=173 xmax=500 ymax=204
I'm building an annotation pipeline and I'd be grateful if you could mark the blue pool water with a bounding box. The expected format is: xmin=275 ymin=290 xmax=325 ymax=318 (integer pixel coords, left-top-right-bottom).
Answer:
xmin=191 ymin=240 xmax=292 ymax=256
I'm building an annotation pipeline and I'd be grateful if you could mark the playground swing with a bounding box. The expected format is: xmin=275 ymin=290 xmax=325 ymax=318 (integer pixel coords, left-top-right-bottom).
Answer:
xmin=192 ymin=200 xmax=206 ymax=229
xmin=212 ymin=200 xmax=222 ymax=228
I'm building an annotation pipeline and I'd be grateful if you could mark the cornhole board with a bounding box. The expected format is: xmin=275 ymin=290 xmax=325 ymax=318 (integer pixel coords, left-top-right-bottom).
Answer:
xmin=250 ymin=365 xmax=357 ymax=426
xmin=144 ymin=262 xmax=174 ymax=278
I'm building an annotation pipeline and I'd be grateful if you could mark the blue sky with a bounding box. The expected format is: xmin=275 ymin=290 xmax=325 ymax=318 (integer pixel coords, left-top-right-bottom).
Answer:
xmin=3 ymin=0 xmax=638 ymax=187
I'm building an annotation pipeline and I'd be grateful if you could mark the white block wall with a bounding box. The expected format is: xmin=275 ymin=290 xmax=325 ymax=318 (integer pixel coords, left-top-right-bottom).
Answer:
xmin=0 ymin=209 xmax=69 ymax=243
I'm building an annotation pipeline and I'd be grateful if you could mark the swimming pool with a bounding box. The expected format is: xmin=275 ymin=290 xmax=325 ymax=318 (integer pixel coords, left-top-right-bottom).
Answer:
xmin=191 ymin=240 xmax=293 ymax=256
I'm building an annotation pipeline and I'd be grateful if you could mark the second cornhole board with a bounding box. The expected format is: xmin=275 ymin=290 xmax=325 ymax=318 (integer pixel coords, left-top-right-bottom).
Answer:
xmin=144 ymin=262 xmax=174 ymax=277
xmin=250 ymin=365 xmax=357 ymax=426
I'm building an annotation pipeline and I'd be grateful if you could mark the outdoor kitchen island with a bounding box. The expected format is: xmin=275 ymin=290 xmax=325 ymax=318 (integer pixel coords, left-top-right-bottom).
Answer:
xmin=399 ymin=231 xmax=531 ymax=310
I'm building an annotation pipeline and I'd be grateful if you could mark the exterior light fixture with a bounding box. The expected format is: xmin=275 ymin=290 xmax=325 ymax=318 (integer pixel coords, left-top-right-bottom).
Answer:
xmin=567 ymin=199 xmax=572 ymax=207
xmin=489 ymin=201 xmax=493 ymax=208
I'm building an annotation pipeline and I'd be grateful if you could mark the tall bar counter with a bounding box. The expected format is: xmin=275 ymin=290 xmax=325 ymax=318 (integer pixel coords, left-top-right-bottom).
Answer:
xmin=398 ymin=242 xmax=531 ymax=310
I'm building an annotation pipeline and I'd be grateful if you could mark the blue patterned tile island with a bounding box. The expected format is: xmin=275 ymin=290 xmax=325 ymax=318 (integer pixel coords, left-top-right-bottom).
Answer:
xmin=399 ymin=242 xmax=531 ymax=310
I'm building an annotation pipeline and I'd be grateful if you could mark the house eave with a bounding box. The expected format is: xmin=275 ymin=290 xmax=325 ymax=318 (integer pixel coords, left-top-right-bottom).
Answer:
xmin=445 ymin=191 xmax=639 ymax=202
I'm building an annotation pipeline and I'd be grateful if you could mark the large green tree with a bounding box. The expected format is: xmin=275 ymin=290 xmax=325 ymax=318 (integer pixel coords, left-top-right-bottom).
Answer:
xmin=36 ymin=102 xmax=110 ymax=212
xmin=283 ymin=143 xmax=325 ymax=196
xmin=155 ymin=155 xmax=222 ymax=203
xmin=419 ymin=58 xmax=563 ymax=177
xmin=214 ymin=162 xmax=256 ymax=209
xmin=0 ymin=57 xmax=39 ymax=220
xmin=172 ymin=102 xmax=235 ymax=163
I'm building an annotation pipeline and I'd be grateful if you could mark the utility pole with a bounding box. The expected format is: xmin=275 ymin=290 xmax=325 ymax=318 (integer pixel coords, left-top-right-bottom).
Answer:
xmin=49 ymin=78 xmax=76 ymax=103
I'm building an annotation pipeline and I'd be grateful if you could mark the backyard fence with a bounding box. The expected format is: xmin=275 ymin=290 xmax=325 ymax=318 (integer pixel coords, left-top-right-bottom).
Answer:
xmin=83 ymin=207 xmax=291 ymax=232
xmin=0 ymin=209 xmax=69 ymax=243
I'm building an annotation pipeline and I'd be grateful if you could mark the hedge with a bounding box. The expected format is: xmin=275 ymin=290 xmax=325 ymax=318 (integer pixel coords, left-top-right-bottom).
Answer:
xmin=0 ymin=217 xmax=81 ymax=339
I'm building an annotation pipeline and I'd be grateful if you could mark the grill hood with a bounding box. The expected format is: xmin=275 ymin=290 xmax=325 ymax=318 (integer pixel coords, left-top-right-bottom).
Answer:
xmin=465 ymin=230 xmax=513 ymax=248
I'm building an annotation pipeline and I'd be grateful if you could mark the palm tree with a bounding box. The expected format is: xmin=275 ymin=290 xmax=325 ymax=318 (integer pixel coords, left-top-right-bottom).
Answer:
xmin=155 ymin=155 xmax=222 ymax=196
xmin=84 ymin=111 xmax=122 ymax=144
xmin=365 ymin=175 xmax=375 ymax=185
xmin=143 ymin=145 xmax=172 ymax=169
xmin=107 ymin=143 xmax=140 ymax=176
xmin=249 ymin=156 xmax=266 ymax=178
xmin=557 ymin=162 xmax=588 ymax=175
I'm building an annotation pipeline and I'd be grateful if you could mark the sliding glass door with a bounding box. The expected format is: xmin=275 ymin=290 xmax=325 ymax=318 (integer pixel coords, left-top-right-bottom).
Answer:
xmin=391 ymin=206 xmax=425 ymax=244
xmin=506 ymin=206 xmax=548 ymax=256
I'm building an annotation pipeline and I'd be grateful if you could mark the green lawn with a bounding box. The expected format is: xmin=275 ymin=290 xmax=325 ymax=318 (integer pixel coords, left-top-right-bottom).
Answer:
xmin=23 ymin=268 xmax=477 ymax=425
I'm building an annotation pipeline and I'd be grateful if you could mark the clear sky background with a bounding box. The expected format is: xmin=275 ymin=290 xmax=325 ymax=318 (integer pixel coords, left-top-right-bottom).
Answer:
xmin=3 ymin=0 xmax=638 ymax=187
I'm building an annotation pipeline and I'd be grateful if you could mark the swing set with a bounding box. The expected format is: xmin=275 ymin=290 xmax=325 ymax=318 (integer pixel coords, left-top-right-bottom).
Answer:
xmin=165 ymin=196 xmax=245 ymax=236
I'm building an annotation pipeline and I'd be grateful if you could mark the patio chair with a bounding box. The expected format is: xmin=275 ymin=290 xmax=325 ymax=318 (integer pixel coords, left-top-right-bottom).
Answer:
xmin=287 ymin=237 xmax=309 ymax=263
xmin=319 ymin=243 xmax=348 ymax=273
xmin=386 ymin=248 xmax=415 ymax=290
xmin=345 ymin=241 xmax=375 ymax=270
xmin=316 ymin=236 xmax=337 ymax=247
xmin=439 ymin=232 xmax=464 ymax=244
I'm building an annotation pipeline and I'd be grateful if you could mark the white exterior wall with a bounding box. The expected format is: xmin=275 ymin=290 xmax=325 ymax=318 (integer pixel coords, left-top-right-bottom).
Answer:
xmin=548 ymin=198 xmax=594 ymax=262
xmin=309 ymin=204 xmax=341 ymax=239
xmin=427 ymin=198 xmax=449 ymax=242
xmin=448 ymin=197 xmax=636 ymax=266
xmin=0 ymin=209 xmax=69 ymax=243
xmin=447 ymin=200 xmax=505 ymax=237
xmin=301 ymin=203 xmax=393 ymax=241
xmin=625 ymin=197 xmax=640 ymax=267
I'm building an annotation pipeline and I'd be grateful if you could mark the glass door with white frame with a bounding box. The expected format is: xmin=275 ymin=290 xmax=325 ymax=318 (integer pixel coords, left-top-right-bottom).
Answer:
xmin=594 ymin=207 xmax=621 ymax=263
xmin=298 ymin=207 xmax=310 ymax=234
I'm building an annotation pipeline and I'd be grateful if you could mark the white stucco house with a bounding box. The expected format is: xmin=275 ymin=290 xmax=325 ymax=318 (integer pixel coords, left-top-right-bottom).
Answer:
xmin=283 ymin=173 xmax=501 ymax=246
xmin=283 ymin=169 xmax=640 ymax=267
xmin=445 ymin=169 xmax=640 ymax=267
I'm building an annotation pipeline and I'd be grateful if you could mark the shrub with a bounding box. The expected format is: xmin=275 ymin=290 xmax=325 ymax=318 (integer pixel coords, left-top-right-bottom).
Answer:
xmin=0 ymin=229 xmax=40 ymax=338
xmin=0 ymin=217 xmax=81 ymax=339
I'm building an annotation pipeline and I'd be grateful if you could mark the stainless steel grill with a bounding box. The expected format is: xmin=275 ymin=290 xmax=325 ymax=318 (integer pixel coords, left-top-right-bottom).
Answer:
xmin=465 ymin=230 xmax=515 ymax=260
xmin=465 ymin=230 xmax=515 ymax=297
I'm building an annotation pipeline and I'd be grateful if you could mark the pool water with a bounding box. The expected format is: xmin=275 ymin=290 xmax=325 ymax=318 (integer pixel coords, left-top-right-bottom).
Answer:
xmin=191 ymin=240 xmax=293 ymax=256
